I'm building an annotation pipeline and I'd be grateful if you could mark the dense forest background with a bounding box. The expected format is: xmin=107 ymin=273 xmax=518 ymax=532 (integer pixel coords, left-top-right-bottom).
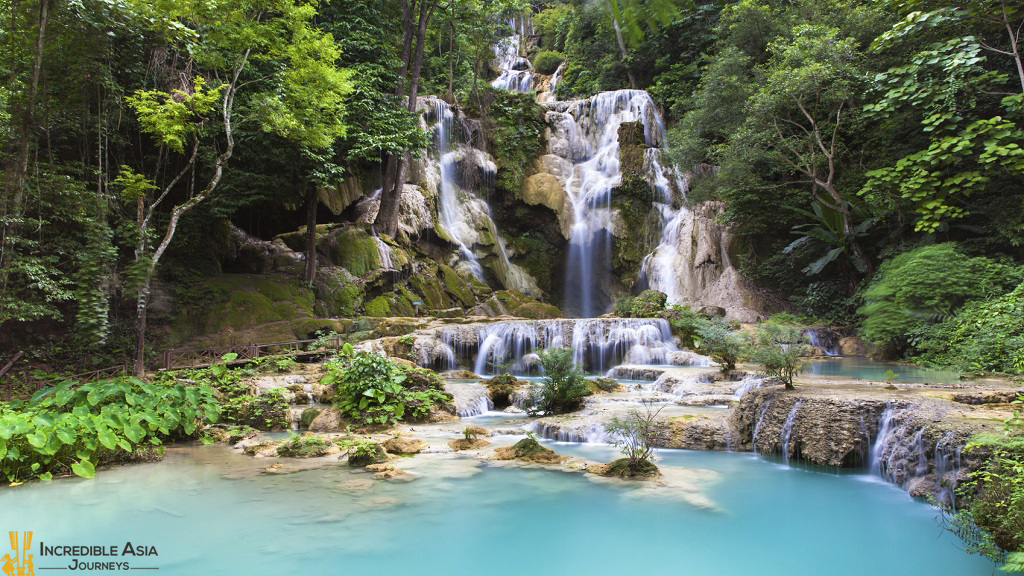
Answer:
xmin=1 ymin=0 xmax=1022 ymax=377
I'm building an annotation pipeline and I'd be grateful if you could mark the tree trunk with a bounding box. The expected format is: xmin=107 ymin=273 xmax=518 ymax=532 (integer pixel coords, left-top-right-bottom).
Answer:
xmin=375 ymin=0 xmax=435 ymax=237
xmin=611 ymin=15 xmax=637 ymax=90
xmin=12 ymin=0 xmax=50 ymax=213
xmin=303 ymin=182 xmax=318 ymax=285
xmin=448 ymin=4 xmax=454 ymax=101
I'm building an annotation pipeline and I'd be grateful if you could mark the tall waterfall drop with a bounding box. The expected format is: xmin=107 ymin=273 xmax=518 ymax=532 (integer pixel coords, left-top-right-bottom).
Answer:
xmin=491 ymin=18 xmax=533 ymax=93
xmin=544 ymin=90 xmax=683 ymax=316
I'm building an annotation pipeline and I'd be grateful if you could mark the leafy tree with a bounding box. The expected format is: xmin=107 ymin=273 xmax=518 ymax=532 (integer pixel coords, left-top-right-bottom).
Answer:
xmin=746 ymin=323 xmax=811 ymax=389
xmin=605 ymin=396 xmax=667 ymax=477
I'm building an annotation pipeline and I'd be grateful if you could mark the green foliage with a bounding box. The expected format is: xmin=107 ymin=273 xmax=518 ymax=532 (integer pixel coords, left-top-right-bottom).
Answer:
xmin=277 ymin=434 xmax=331 ymax=458
xmin=954 ymin=435 xmax=1024 ymax=566
xmin=346 ymin=439 xmax=387 ymax=467
xmin=126 ymin=77 xmax=223 ymax=153
xmin=915 ymin=284 xmax=1024 ymax=375
xmin=322 ymin=352 xmax=449 ymax=427
xmin=0 ymin=377 xmax=219 ymax=483
xmin=533 ymin=50 xmax=564 ymax=75
xmin=859 ymin=244 xmax=1022 ymax=354
xmin=660 ymin=305 xmax=706 ymax=348
xmin=694 ymin=319 xmax=743 ymax=372
xmin=616 ymin=290 xmax=667 ymax=318
xmin=525 ymin=348 xmax=590 ymax=415
xmin=487 ymin=89 xmax=545 ymax=194
xmin=746 ymin=323 xmax=812 ymax=389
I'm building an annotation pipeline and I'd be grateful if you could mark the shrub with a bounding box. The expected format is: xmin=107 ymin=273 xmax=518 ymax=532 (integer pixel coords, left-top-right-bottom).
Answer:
xmin=614 ymin=296 xmax=636 ymax=317
xmin=277 ymin=435 xmax=332 ymax=458
xmin=631 ymin=290 xmax=667 ymax=317
xmin=533 ymin=50 xmax=564 ymax=74
xmin=322 ymin=352 xmax=451 ymax=426
xmin=695 ymin=319 xmax=744 ymax=372
xmin=746 ymin=324 xmax=812 ymax=389
xmin=346 ymin=440 xmax=387 ymax=467
xmin=525 ymin=348 xmax=589 ymax=415
xmin=859 ymin=244 xmax=1022 ymax=356
xmin=916 ymin=284 xmax=1024 ymax=375
xmin=0 ymin=377 xmax=220 ymax=483
xmin=953 ymin=434 xmax=1024 ymax=568
xmin=661 ymin=304 xmax=707 ymax=347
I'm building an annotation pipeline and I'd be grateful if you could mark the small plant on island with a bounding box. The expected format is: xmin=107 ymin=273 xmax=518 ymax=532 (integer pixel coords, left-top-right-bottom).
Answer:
xmin=524 ymin=348 xmax=590 ymax=415
xmin=602 ymin=397 xmax=667 ymax=479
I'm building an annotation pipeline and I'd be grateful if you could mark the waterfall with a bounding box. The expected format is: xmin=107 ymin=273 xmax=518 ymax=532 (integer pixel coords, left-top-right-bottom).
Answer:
xmin=434 ymin=317 xmax=677 ymax=375
xmin=806 ymin=328 xmax=841 ymax=356
xmin=429 ymin=99 xmax=542 ymax=297
xmin=546 ymin=62 xmax=564 ymax=102
xmin=934 ymin=431 xmax=963 ymax=509
xmin=639 ymin=151 xmax=690 ymax=303
xmin=491 ymin=19 xmax=533 ymax=93
xmin=546 ymin=89 xmax=670 ymax=316
xmin=751 ymin=398 xmax=774 ymax=455
xmin=373 ymin=236 xmax=394 ymax=270
xmin=780 ymin=401 xmax=802 ymax=465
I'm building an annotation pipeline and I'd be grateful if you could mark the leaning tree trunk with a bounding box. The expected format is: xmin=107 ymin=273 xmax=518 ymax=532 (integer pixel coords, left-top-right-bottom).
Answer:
xmin=611 ymin=15 xmax=637 ymax=90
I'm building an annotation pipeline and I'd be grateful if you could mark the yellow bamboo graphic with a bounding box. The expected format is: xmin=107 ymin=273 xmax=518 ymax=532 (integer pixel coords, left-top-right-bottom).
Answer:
xmin=21 ymin=533 xmax=30 ymax=552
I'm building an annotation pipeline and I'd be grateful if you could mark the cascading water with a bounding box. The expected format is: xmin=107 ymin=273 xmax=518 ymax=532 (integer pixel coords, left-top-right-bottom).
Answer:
xmin=780 ymin=401 xmax=802 ymax=465
xmin=545 ymin=90 xmax=673 ymax=316
xmin=806 ymin=328 xmax=841 ymax=356
xmin=433 ymin=318 xmax=678 ymax=375
xmin=491 ymin=19 xmax=533 ymax=93
xmin=429 ymin=99 xmax=541 ymax=297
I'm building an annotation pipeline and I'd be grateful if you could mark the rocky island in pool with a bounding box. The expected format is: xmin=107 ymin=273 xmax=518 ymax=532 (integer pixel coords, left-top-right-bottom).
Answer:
xmin=2 ymin=0 xmax=1024 ymax=575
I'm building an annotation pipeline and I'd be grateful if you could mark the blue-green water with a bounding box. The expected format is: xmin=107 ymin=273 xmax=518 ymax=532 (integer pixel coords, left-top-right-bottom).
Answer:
xmin=0 ymin=443 xmax=995 ymax=575
xmin=804 ymin=357 xmax=972 ymax=385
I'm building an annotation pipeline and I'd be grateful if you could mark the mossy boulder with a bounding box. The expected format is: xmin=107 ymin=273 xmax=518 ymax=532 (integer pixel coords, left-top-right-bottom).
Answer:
xmin=364 ymin=295 xmax=392 ymax=317
xmin=483 ymin=373 xmax=525 ymax=406
xmin=326 ymin=226 xmax=381 ymax=277
xmin=170 ymin=273 xmax=316 ymax=346
xmin=348 ymin=442 xmax=389 ymax=467
xmin=587 ymin=377 xmax=623 ymax=394
xmin=299 ymin=408 xmax=321 ymax=429
xmin=277 ymin=435 xmax=334 ymax=458
xmin=493 ymin=438 xmax=565 ymax=463
xmin=449 ymin=437 xmax=491 ymax=451
xmin=631 ymin=290 xmax=667 ymax=317
xmin=478 ymin=290 xmax=561 ymax=319
xmin=440 ymin=264 xmax=476 ymax=308
xmin=382 ymin=436 xmax=425 ymax=454
xmin=596 ymin=457 xmax=661 ymax=479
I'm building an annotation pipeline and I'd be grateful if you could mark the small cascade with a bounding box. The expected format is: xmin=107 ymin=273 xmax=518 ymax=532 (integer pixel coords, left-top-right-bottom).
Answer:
xmin=373 ymin=236 xmax=394 ymax=271
xmin=934 ymin=431 xmax=963 ymax=509
xmin=437 ymin=317 xmax=678 ymax=375
xmin=526 ymin=420 xmax=612 ymax=443
xmin=869 ymin=405 xmax=901 ymax=477
xmin=806 ymin=328 xmax=841 ymax=356
xmin=491 ymin=19 xmax=533 ymax=93
xmin=545 ymin=62 xmax=564 ymax=102
xmin=445 ymin=381 xmax=494 ymax=417
xmin=733 ymin=374 xmax=767 ymax=399
xmin=428 ymin=99 xmax=541 ymax=296
xmin=751 ymin=398 xmax=774 ymax=455
xmin=547 ymin=89 xmax=671 ymax=316
xmin=639 ymin=150 xmax=690 ymax=304
xmin=780 ymin=401 xmax=802 ymax=465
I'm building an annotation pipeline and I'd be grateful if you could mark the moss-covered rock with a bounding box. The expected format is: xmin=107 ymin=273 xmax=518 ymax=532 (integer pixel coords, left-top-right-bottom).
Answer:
xmin=478 ymin=290 xmax=561 ymax=319
xmin=299 ymin=408 xmax=321 ymax=429
xmin=277 ymin=435 xmax=334 ymax=458
xmin=632 ymin=290 xmax=668 ymax=317
xmin=492 ymin=438 xmax=565 ymax=463
xmin=587 ymin=377 xmax=623 ymax=394
xmin=440 ymin=264 xmax=476 ymax=308
xmin=348 ymin=442 xmax=388 ymax=467
xmin=595 ymin=457 xmax=661 ymax=478
xmin=364 ymin=295 xmax=392 ymax=317
xmin=448 ymin=437 xmax=491 ymax=451
xmin=325 ymin=226 xmax=381 ymax=277
xmin=482 ymin=373 xmax=525 ymax=406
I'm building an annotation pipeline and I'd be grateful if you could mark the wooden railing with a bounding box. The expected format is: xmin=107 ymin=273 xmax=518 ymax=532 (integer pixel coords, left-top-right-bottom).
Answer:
xmin=160 ymin=334 xmax=344 ymax=370
xmin=2 ymin=335 xmax=344 ymax=392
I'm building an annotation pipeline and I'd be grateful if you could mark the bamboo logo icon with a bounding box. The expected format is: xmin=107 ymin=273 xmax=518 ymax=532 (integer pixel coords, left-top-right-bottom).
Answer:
xmin=2 ymin=531 xmax=33 ymax=576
